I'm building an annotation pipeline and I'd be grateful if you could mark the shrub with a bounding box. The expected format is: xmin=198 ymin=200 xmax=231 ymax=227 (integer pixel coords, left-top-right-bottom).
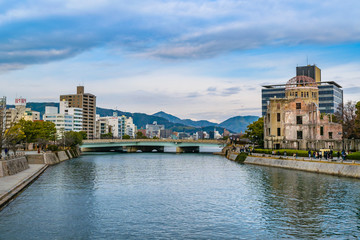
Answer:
xmin=235 ymin=152 xmax=248 ymax=163
xmin=47 ymin=145 xmax=58 ymax=152
xmin=347 ymin=152 xmax=360 ymax=160
xmin=254 ymin=149 xmax=308 ymax=157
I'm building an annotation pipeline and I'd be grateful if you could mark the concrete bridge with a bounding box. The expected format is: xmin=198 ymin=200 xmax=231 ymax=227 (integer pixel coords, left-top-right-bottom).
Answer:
xmin=81 ymin=139 xmax=226 ymax=153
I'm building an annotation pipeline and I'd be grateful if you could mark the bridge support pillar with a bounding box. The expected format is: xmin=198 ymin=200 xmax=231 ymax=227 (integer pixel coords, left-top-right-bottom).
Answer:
xmin=176 ymin=146 xmax=199 ymax=153
xmin=126 ymin=146 xmax=139 ymax=153
xmin=139 ymin=146 xmax=165 ymax=152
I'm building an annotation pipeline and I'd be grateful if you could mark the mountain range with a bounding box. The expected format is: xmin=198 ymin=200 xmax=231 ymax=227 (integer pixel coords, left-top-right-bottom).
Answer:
xmin=8 ymin=102 xmax=259 ymax=134
xmin=153 ymin=111 xmax=259 ymax=133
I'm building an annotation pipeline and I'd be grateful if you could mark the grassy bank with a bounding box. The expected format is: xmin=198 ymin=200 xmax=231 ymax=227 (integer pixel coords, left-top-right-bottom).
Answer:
xmin=254 ymin=149 xmax=360 ymax=160
xmin=254 ymin=149 xmax=309 ymax=157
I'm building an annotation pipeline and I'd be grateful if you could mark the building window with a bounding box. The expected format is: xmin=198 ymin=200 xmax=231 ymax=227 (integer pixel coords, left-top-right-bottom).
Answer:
xmin=277 ymin=128 xmax=281 ymax=136
xmin=329 ymin=132 xmax=333 ymax=139
xmin=277 ymin=113 xmax=280 ymax=122
xmin=297 ymin=131 xmax=303 ymax=139
xmin=320 ymin=126 xmax=324 ymax=136
xmin=268 ymin=128 xmax=271 ymax=135
xmin=267 ymin=114 xmax=270 ymax=122
xmin=301 ymin=92 xmax=304 ymax=98
xmin=295 ymin=92 xmax=298 ymax=97
xmin=277 ymin=103 xmax=280 ymax=110
xmin=296 ymin=116 xmax=303 ymax=124
xmin=296 ymin=103 xmax=301 ymax=109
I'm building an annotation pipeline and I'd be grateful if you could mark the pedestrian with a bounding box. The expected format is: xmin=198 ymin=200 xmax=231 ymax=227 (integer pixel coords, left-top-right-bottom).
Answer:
xmin=337 ymin=151 xmax=340 ymax=160
xmin=319 ymin=151 xmax=322 ymax=160
xmin=5 ymin=148 xmax=8 ymax=156
xmin=284 ymin=151 xmax=287 ymax=157
xmin=325 ymin=151 xmax=328 ymax=160
xmin=308 ymin=150 xmax=311 ymax=159
xmin=295 ymin=152 xmax=298 ymax=159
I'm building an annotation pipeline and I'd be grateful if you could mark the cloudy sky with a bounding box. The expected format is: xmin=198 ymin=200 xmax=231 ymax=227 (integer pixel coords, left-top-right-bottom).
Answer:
xmin=1 ymin=0 xmax=360 ymax=123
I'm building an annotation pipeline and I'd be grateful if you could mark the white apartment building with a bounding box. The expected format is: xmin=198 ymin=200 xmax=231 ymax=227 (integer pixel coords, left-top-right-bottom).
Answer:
xmin=125 ymin=117 xmax=137 ymax=138
xmin=59 ymin=101 xmax=83 ymax=132
xmin=43 ymin=101 xmax=83 ymax=138
xmin=95 ymin=114 xmax=110 ymax=139
xmin=95 ymin=114 xmax=138 ymax=139
xmin=97 ymin=113 xmax=126 ymax=138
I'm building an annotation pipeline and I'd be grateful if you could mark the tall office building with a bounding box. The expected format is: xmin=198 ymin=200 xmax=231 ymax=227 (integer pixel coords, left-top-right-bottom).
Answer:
xmin=261 ymin=65 xmax=343 ymax=115
xmin=296 ymin=65 xmax=321 ymax=82
xmin=60 ymin=86 xmax=96 ymax=139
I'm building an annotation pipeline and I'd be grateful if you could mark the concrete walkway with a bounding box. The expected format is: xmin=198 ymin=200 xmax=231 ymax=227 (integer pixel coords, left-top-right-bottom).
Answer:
xmin=0 ymin=164 xmax=48 ymax=209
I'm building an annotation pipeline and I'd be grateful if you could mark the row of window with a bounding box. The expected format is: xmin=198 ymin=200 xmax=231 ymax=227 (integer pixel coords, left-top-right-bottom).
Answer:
xmin=268 ymin=128 xmax=333 ymax=139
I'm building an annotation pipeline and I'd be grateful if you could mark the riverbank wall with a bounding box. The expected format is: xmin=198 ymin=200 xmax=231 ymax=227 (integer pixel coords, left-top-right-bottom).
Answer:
xmin=0 ymin=148 xmax=81 ymax=209
xmin=26 ymin=148 xmax=81 ymax=165
xmin=225 ymin=151 xmax=360 ymax=178
xmin=1 ymin=148 xmax=81 ymax=177
xmin=0 ymin=155 xmax=29 ymax=177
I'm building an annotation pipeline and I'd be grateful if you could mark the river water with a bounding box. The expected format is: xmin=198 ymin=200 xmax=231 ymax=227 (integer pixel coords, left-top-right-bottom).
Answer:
xmin=1 ymin=153 xmax=360 ymax=239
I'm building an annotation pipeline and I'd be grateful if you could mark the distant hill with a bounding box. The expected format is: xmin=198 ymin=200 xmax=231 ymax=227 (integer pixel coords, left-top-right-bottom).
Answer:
xmin=10 ymin=102 xmax=257 ymax=134
xmin=153 ymin=111 xmax=259 ymax=133
xmin=219 ymin=116 xmax=259 ymax=133
xmin=153 ymin=111 xmax=217 ymax=128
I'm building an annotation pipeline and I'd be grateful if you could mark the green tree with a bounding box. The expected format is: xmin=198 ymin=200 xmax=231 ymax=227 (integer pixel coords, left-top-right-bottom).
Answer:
xmin=20 ymin=120 xmax=56 ymax=148
xmin=5 ymin=124 xmax=25 ymax=154
xmin=136 ymin=131 xmax=147 ymax=139
xmin=335 ymin=101 xmax=358 ymax=139
xmin=355 ymin=101 xmax=360 ymax=138
xmin=101 ymin=132 xmax=113 ymax=139
xmin=63 ymin=131 xmax=84 ymax=148
xmin=122 ymin=134 xmax=131 ymax=139
xmin=79 ymin=131 xmax=87 ymax=140
xmin=244 ymin=117 xmax=264 ymax=147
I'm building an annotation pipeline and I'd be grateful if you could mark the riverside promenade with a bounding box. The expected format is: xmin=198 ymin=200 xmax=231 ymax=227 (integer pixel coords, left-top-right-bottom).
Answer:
xmin=0 ymin=164 xmax=47 ymax=209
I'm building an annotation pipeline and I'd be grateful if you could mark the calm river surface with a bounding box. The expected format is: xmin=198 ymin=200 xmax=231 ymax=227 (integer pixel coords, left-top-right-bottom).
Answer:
xmin=1 ymin=153 xmax=360 ymax=239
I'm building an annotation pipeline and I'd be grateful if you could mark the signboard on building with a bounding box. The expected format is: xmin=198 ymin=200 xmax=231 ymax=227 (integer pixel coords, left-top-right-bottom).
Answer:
xmin=15 ymin=97 xmax=26 ymax=106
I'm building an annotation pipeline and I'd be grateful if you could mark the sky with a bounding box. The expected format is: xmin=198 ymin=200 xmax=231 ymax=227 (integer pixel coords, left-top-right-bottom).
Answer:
xmin=1 ymin=0 xmax=360 ymax=123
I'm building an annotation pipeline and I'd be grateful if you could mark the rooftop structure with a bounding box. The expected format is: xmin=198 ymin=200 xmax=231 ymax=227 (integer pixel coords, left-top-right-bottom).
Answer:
xmin=261 ymin=65 xmax=343 ymax=115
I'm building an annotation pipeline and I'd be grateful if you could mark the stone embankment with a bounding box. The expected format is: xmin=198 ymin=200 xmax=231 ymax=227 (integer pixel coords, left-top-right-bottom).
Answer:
xmin=26 ymin=148 xmax=81 ymax=165
xmin=0 ymin=148 xmax=81 ymax=209
xmin=0 ymin=153 xmax=29 ymax=177
xmin=225 ymin=151 xmax=360 ymax=179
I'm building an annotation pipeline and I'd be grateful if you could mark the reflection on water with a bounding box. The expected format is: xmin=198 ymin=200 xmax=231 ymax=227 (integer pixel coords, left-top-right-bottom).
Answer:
xmin=1 ymin=153 xmax=360 ymax=239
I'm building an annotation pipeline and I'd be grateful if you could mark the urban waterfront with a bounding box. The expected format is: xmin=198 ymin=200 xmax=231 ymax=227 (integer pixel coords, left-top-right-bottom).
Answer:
xmin=1 ymin=153 xmax=360 ymax=239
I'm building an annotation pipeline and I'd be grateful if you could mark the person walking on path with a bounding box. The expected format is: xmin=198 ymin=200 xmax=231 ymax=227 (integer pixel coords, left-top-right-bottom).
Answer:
xmin=308 ymin=150 xmax=312 ymax=159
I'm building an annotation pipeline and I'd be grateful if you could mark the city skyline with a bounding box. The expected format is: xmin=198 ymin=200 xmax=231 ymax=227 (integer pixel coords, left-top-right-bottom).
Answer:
xmin=1 ymin=0 xmax=360 ymax=123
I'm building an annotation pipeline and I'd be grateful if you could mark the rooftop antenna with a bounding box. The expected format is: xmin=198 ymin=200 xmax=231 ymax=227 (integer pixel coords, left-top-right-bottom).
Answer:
xmin=306 ymin=55 xmax=309 ymax=66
